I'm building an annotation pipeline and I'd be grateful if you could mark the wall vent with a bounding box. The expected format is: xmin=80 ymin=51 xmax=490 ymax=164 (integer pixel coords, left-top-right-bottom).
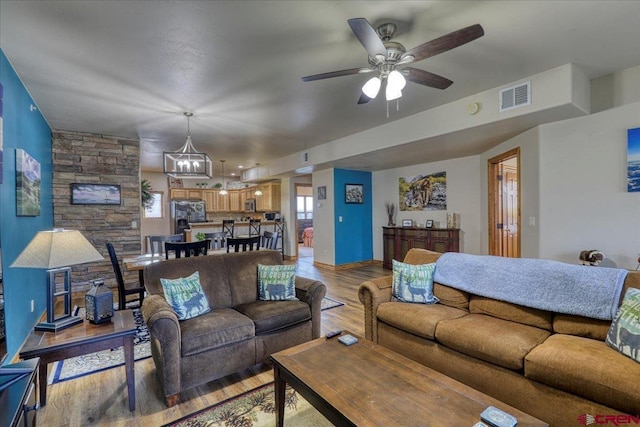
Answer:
xmin=499 ymin=81 xmax=531 ymax=112
xmin=301 ymin=151 xmax=309 ymax=163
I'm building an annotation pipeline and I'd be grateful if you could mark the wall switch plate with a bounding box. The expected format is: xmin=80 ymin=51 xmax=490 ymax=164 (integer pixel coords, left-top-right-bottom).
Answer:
xmin=31 ymin=300 xmax=35 ymax=312
xmin=338 ymin=216 xmax=343 ymax=222
xmin=528 ymin=216 xmax=536 ymax=226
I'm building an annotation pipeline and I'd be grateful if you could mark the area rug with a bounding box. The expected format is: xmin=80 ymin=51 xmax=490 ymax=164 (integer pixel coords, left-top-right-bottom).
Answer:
xmin=162 ymin=382 xmax=331 ymax=427
xmin=321 ymin=296 xmax=345 ymax=311
xmin=48 ymin=307 xmax=151 ymax=385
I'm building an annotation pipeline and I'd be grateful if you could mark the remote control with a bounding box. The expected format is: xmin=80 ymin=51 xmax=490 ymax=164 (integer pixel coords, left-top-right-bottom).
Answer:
xmin=480 ymin=406 xmax=518 ymax=427
xmin=338 ymin=334 xmax=358 ymax=346
xmin=326 ymin=330 xmax=342 ymax=339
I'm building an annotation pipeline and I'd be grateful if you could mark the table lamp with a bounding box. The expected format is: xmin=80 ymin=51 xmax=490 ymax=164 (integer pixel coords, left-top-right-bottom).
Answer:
xmin=11 ymin=229 xmax=104 ymax=332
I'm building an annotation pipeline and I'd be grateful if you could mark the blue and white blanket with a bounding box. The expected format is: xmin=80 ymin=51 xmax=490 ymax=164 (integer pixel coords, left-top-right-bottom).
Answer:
xmin=434 ymin=253 xmax=627 ymax=320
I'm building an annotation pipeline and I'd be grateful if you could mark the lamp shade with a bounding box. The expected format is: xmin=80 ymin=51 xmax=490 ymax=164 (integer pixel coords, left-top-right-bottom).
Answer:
xmin=11 ymin=229 xmax=104 ymax=269
xmin=362 ymin=76 xmax=381 ymax=99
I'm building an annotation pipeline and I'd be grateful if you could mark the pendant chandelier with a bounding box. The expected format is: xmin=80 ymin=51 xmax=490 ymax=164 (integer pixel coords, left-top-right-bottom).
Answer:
xmin=219 ymin=160 xmax=228 ymax=195
xmin=164 ymin=112 xmax=213 ymax=179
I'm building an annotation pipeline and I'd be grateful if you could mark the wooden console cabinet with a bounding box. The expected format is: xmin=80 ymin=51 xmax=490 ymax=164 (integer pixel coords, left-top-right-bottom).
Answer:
xmin=0 ymin=358 xmax=39 ymax=427
xmin=383 ymin=226 xmax=460 ymax=269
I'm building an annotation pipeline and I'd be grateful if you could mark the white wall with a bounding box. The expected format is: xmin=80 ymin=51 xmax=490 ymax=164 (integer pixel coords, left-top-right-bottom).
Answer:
xmin=312 ymin=168 xmax=335 ymax=265
xmin=591 ymin=65 xmax=640 ymax=113
xmin=538 ymin=101 xmax=640 ymax=269
xmin=372 ymin=155 xmax=483 ymax=260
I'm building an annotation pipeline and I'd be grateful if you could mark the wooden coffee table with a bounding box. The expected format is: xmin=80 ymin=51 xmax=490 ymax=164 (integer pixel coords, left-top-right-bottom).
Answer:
xmin=271 ymin=332 xmax=548 ymax=427
xmin=19 ymin=310 xmax=137 ymax=411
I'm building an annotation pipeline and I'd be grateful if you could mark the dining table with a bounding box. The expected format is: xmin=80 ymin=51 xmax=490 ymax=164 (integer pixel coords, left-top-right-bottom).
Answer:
xmin=123 ymin=250 xmax=226 ymax=284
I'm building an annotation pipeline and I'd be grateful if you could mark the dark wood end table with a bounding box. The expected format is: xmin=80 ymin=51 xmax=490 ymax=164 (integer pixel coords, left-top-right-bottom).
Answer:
xmin=19 ymin=310 xmax=137 ymax=411
xmin=271 ymin=331 xmax=548 ymax=427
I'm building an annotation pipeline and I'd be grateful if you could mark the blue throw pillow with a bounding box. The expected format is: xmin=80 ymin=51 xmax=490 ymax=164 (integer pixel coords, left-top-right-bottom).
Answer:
xmin=160 ymin=271 xmax=211 ymax=320
xmin=258 ymin=264 xmax=298 ymax=301
xmin=392 ymin=259 xmax=439 ymax=304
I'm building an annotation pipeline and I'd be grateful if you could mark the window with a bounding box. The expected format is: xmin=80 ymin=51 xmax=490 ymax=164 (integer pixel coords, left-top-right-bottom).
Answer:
xmin=297 ymin=196 xmax=313 ymax=220
xmin=143 ymin=191 xmax=164 ymax=219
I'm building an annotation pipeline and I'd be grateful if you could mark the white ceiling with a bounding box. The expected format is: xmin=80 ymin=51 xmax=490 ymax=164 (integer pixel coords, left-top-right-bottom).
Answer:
xmin=1 ymin=1 xmax=639 ymax=178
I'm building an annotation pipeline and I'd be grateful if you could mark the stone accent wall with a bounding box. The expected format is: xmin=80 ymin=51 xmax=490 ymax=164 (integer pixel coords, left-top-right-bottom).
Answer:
xmin=52 ymin=130 xmax=141 ymax=291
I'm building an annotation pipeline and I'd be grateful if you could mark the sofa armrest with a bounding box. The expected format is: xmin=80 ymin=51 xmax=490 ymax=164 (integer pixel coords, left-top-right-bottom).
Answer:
xmin=141 ymin=294 xmax=182 ymax=397
xmin=358 ymin=276 xmax=393 ymax=342
xmin=295 ymin=276 xmax=327 ymax=339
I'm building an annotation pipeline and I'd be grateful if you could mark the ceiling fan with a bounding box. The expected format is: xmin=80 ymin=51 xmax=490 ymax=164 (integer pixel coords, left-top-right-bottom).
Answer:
xmin=301 ymin=18 xmax=484 ymax=104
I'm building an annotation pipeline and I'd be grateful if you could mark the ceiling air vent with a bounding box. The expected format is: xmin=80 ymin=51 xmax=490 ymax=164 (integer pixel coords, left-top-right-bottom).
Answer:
xmin=499 ymin=81 xmax=531 ymax=112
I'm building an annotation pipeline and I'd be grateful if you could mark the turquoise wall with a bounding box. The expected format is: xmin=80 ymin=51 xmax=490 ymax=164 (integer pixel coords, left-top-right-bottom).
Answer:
xmin=334 ymin=169 xmax=373 ymax=265
xmin=1 ymin=50 xmax=53 ymax=363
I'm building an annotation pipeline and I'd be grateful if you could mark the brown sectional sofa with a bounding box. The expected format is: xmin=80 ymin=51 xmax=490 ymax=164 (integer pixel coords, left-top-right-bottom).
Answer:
xmin=358 ymin=249 xmax=640 ymax=427
xmin=142 ymin=250 xmax=326 ymax=406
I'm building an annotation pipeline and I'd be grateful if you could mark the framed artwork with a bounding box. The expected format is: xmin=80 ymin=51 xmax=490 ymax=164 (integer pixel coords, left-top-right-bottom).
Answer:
xmin=317 ymin=185 xmax=327 ymax=200
xmin=168 ymin=176 xmax=183 ymax=188
xmin=399 ymin=171 xmax=447 ymax=211
xmin=71 ymin=183 xmax=121 ymax=205
xmin=402 ymin=219 xmax=413 ymax=227
xmin=15 ymin=149 xmax=41 ymax=216
xmin=426 ymin=220 xmax=434 ymax=228
xmin=345 ymin=183 xmax=363 ymax=204
xmin=627 ymin=127 xmax=640 ymax=192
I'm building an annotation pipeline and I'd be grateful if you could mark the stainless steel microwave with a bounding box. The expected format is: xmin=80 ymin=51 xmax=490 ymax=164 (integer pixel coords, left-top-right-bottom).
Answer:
xmin=244 ymin=199 xmax=256 ymax=212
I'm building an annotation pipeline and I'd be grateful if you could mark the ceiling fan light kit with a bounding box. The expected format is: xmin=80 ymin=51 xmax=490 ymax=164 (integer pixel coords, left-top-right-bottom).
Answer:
xmin=302 ymin=18 xmax=484 ymax=109
xmin=164 ymin=112 xmax=213 ymax=179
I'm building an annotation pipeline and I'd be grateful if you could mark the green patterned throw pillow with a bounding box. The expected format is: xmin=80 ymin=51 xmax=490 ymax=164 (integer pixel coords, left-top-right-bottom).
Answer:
xmin=606 ymin=288 xmax=640 ymax=363
xmin=392 ymin=259 xmax=439 ymax=304
xmin=258 ymin=264 xmax=298 ymax=301
xmin=160 ymin=271 xmax=211 ymax=320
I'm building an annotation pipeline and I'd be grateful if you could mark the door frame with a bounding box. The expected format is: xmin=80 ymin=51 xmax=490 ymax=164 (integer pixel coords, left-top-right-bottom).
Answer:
xmin=488 ymin=147 xmax=521 ymax=257
xmin=294 ymin=183 xmax=313 ymax=258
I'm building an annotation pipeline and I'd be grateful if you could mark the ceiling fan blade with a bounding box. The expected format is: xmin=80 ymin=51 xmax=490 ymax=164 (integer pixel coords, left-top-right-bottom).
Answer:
xmin=404 ymin=67 xmax=453 ymax=90
xmin=357 ymin=93 xmax=373 ymax=104
xmin=301 ymin=67 xmax=374 ymax=82
xmin=401 ymin=24 xmax=484 ymax=63
xmin=348 ymin=18 xmax=387 ymax=62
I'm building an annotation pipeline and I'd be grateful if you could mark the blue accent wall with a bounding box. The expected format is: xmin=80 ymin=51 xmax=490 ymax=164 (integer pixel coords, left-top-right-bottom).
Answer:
xmin=334 ymin=169 xmax=373 ymax=265
xmin=1 ymin=49 xmax=53 ymax=363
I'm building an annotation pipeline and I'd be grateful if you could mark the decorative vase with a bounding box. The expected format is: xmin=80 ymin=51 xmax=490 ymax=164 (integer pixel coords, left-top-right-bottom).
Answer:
xmin=388 ymin=215 xmax=395 ymax=227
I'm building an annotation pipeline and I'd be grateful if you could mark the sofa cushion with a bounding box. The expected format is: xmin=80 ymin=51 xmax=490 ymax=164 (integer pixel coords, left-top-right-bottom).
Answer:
xmin=258 ymin=264 xmax=298 ymax=301
xmin=525 ymin=333 xmax=640 ymax=414
xmin=433 ymin=284 xmax=469 ymax=311
xmin=392 ymin=260 xmax=438 ymax=304
xmin=234 ymin=300 xmax=311 ymax=335
xmin=606 ymin=288 xmax=640 ymax=363
xmin=553 ymin=314 xmax=611 ymax=341
xmin=470 ymin=296 xmax=553 ymax=331
xmin=160 ymin=271 xmax=211 ymax=320
xmin=435 ymin=314 xmax=551 ymax=370
xmin=377 ymin=301 xmax=467 ymax=340
xmin=180 ymin=307 xmax=255 ymax=357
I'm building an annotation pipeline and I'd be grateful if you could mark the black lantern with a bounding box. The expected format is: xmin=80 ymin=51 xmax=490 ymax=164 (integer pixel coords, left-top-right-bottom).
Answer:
xmin=85 ymin=279 xmax=114 ymax=324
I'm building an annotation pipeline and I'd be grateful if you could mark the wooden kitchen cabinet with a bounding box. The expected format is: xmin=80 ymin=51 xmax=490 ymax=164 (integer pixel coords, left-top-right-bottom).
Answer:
xmin=203 ymin=190 xmax=218 ymax=211
xmin=169 ymin=188 xmax=203 ymax=200
xmin=216 ymin=191 xmax=230 ymax=212
xmin=228 ymin=191 xmax=242 ymax=212
xmin=255 ymin=183 xmax=280 ymax=211
xmin=382 ymin=226 xmax=459 ymax=269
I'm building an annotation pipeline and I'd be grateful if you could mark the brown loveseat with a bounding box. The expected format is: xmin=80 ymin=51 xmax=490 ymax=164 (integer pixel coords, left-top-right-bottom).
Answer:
xmin=142 ymin=250 xmax=326 ymax=406
xmin=359 ymin=249 xmax=640 ymax=427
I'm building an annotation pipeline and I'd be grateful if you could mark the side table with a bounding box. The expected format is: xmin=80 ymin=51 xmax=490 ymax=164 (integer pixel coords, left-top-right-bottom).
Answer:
xmin=0 ymin=358 xmax=39 ymax=427
xmin=19 ymin=310 xmax=137 ymax=411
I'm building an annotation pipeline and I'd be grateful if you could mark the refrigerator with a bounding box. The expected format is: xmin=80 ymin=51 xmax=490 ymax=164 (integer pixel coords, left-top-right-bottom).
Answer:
xmin=171 ymin=200 xmax=206 ymax=235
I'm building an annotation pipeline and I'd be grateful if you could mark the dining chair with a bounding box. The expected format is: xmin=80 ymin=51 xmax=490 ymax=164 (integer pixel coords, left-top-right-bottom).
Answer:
xmin=148 ymin=234 xmax=184 ymax=256
xmin=165 ymin=240 xmax=210 ymax=259
xmin=248 ymin=219 xmax=261 ymax=237
xmin=261 ymin=231 xmax=280 ymax=250
xmin=226 ymin=236 xmax=260 ymax=253
xmin=222 ymin=220 xmax=235 ymax=239
xmin=106 ymin=242 xmax=145 ymax=310
xmin=204 ymin=232 xmax=227 ymax=250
